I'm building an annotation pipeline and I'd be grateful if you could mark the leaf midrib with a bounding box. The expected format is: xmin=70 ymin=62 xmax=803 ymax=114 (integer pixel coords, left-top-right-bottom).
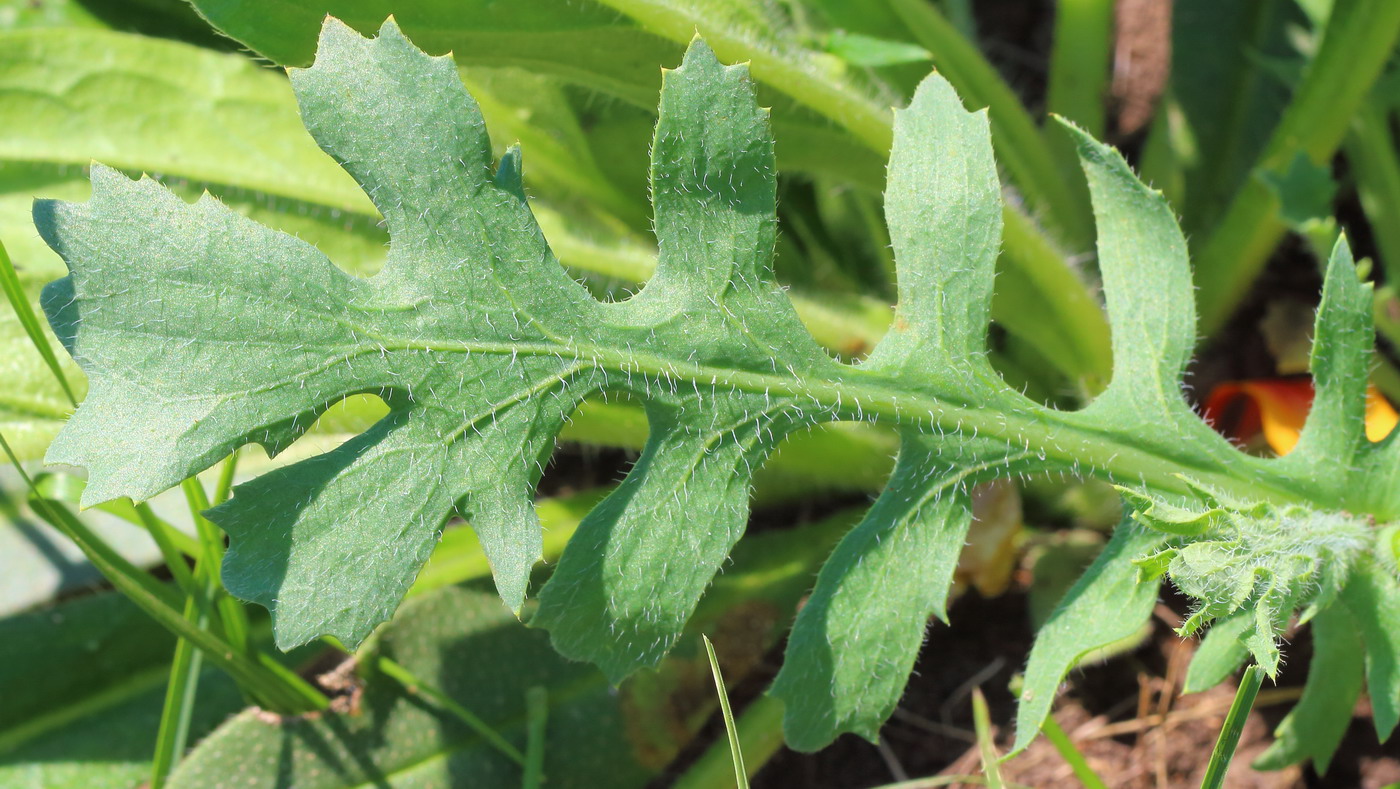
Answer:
xmin=88 ymin=311 xmax=1306 ymax=509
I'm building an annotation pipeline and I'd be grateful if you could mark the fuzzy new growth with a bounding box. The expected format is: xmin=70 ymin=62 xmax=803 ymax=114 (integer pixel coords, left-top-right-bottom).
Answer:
xmin=1126 ymin=485 xmax=1373 ymax=676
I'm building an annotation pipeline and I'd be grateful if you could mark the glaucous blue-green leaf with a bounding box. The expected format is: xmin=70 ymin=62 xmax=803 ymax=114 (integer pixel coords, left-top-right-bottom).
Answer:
xmin=39 ymin=16 xmax=1400 ymax=752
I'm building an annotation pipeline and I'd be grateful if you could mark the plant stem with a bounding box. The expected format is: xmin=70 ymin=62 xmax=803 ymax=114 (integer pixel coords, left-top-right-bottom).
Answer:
xmin=1 ymin=431 xmax=327 ymax=714
xmin=971 ymin=688 xmax=1004 ymax=789
xmin=1194 ymin=0 xmax=1400 ymax=334
xmin=673 ymin=695 xmax=786 ymax=789
xmin=0 ymin=238 xmax=78 ymax=406
xmin=522 ymin=686 xmax=548 ymax=789
xmin=1347 ymin=105 xmax=1400 ymax=282
xmin=133 ymin=501 xmax=197 ymax=593
xmin=1200 ymin=664 xmax=1265 ymax=789
xmin=182 ymin=476 xmax=252 ymax=663
xmin=407 ymin=329 xmax=1309 ymax=508
xmin=212 ymin=449 xmax=240 ymax=505
xmin=1040 ymin=715 xmax=1108 ymax=789
xmin=1046 ymin=0 xmax=1113 ymax=138
xmin=590 ymin=0 xmax=893 ymax=154
xmin=150 ymin=585 xmax=212 ymax=787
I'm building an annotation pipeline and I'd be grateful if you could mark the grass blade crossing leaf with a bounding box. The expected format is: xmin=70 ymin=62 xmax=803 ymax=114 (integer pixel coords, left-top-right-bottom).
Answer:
xmin=703 ymin=635 xmax=747 ymax=789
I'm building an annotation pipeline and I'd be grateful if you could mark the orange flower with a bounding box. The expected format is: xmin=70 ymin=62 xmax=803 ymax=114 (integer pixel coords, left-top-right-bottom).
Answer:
xmin=1201 ymin=379 xmax=1398 ymax=455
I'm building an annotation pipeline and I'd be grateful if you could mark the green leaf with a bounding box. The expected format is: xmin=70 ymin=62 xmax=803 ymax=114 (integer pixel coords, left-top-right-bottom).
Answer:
xmin=1120 ymin=493 xmax=1369 ymax=676
xmin=1280 ymin=236 xmax=1373 ymax=481
xmin=1341 ymin=559 xmax=1400 ymax=740
xmin=0 ymin=28 xmax=391 ymax=462
xmin=768 ymin=72 xmax=1019 ymax=749
xmin=1253 ymin=603 xmax=1364 ymax=772
xmin=0 ymin=591 xmax=244 ymax=788
xmin=1259 ymin=151 xmax=1339 ymax=229
xmin=770 ymin=440 xmax=975 ymax=750
xmin=1182 ymin=610 xmax=1251 ymax=694
xmin=0 ymin=28 xmax=370 ymax=213
xmin=1166 ymin=0 xmax=1300 ymax=237
xmin=824 ymin=30 xmax=930 ymax=67
xmin=179 ymin=0 xmax=1116 ymax=391
xmin=40 ymin=17 xmax=1400 ymax=751
xmin=168 ymin=587 xmax=664 ymax=789
xmin=184 ymin=0 xmax=890 ymax=186
xmin=168 ymin=498 xmax=849 ymax=789
xmin=1013 ymin=520 xmax=1167 ymax=754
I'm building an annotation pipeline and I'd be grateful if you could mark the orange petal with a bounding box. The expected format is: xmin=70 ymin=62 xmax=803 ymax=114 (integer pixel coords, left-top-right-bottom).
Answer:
xmin=1202 ymin=379 xmax=1398 ymax=455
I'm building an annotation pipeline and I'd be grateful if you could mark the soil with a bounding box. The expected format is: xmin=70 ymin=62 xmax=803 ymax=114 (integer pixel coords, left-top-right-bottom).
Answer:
xmin=721 ymin=585 xmax=1400 ymax=788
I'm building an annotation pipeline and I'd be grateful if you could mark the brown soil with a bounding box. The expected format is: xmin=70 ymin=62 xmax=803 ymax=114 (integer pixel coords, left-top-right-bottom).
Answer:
xmin=744 ymin=590 xmax=1400 ymax=788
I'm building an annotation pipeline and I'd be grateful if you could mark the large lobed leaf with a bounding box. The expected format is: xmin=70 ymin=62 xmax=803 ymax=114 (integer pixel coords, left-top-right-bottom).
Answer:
xmin=38 ymin=17 xmax=1400 ymax=754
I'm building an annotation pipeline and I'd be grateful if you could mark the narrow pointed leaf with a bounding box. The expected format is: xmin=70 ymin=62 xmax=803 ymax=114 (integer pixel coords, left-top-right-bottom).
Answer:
xmin=770 ymin=435 xmax=974 ymax=750
xmin=1013 ymin=520 xmax=1167 ymax=754
xmin=1253 ymin=603 xmax=1364 ymax=772
xmin=1062 ymin=121 xmax=1235 ymax=465
xmin=1282 ymin=236 xmax=1373 ymax=475
xmin=1182 ymin=610 xmax=1251 ymax=694
xmin=1341 ymin=560 xmax=1400 ymax=740
xmin=770 ymin=71 xmax=1012 ymax=749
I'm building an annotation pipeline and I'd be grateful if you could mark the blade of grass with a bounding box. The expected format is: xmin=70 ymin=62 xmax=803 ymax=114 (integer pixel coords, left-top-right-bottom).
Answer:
xmin=1046 ymin=0 xmax=1112 ymax=138
xmin=522 ymin=686 xmax=547 ymax=789
xmin=1200 ymin=664 xmax=1265 ymax=789
xmin=1040 ymin=714 xmax=1108 ymax=789
xmin=150 ymin=584 xmax=213 ymax=787
xmin=375 ymin=655 xmax=525 ymax=765
xmin=0 ymin=238 xmax=78 ymax=407
xmin=673 ymin=695 xmax=785 ymax=789
xmin=1347 ymin=105 xmax=1400 ymax=282
xmin=182 ymin=474 xmax=252 ymax=661
xmin=32 ymin=471 xmax=200 ymax=591
xmin=0 ymin=431 xmax=327 ymax=714
xmin=212 ymin=448 xmax=240 ymax=505
xmin=972 ymin=688 xmax=1003 ymax=789
xmin=703 ymin=634 xmax=748 ymax=789
xmin=133 ymin=501 xmax=198 ymax=591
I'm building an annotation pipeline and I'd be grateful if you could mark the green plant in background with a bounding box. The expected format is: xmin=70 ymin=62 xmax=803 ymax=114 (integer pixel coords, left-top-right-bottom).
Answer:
xmin=6 ymin=1 xmax=1400 ymax=787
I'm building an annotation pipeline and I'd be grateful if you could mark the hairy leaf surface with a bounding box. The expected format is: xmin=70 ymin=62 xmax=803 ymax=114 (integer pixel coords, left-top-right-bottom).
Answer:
xmin=39 ymin=18 xmax=1400 ymax=752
